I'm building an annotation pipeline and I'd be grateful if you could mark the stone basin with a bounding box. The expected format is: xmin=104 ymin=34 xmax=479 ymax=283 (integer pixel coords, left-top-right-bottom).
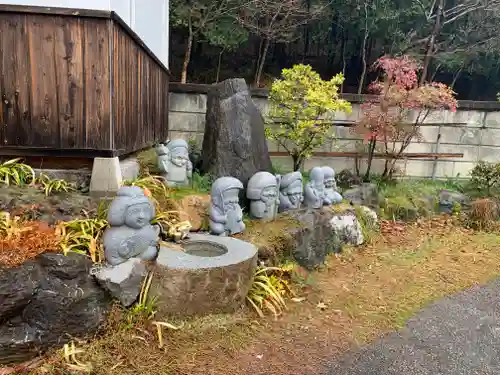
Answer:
xmin=148 ymin=233 xmax=258 ymax=317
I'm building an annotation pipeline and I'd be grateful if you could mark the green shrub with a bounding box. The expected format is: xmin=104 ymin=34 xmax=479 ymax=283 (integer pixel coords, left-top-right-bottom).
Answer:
xmin=470 ymin=161 xmax=500 ymax=195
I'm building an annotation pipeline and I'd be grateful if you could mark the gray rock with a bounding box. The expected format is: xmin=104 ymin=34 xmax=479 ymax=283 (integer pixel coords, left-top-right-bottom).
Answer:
xmin=343 ymin=183 xmax=381 ymax=210
xmin=278 ymin=171 xmax=304 ymax=213
xmin=247 ymin=171 xmax=280 ymax=220
xmin=209 ymin=177 xmax=246 ymax=235
xmin=438 ymin=189 xmax=470 ymax=214
xmin=286 ymin=208 xmax=340 ymax=269
xmin=201 ymin=78 xmax=272 ymax=186
xmin=359 ymin=205 xmax=379 ymax=228
xmin=0 ymin=253 xmax=111 ymax=365
xmin=330 ymin=213 xmax=364 ymax=246
xmin=94 ymin=258 xmax=147 ymax=307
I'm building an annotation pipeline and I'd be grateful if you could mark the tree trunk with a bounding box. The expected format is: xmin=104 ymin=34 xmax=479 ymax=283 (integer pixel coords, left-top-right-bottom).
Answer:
xmin=254 ymin=38 xmax=270 ymax=87
xmin=292 ymin=154 xmax=303 ymax=172
xmin=358 ymin=3 xmax=369 ymax=94
xmin=363 ymin=138 xmax=377 ymax=182
xmin=450 ymin=66 xmax=464 ymax=89
xmin=215 ymin=49 xmax=224 ymax=83
xmin=181 ymin=17 xmax=194 ymax=84
xmin=420 ymin=0 xmax=444 ymax=85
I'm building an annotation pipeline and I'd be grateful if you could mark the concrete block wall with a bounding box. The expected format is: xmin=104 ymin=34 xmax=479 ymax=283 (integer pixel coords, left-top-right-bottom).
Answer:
xmin=168 ymin=84 xmax=500 ymax=178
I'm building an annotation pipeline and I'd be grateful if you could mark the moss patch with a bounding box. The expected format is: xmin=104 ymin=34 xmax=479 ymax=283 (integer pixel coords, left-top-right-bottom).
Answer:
xmin=235 ymin=216 xmax=302 ymax=264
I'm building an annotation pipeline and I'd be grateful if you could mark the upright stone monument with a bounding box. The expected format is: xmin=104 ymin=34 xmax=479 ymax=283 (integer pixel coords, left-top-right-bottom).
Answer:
xmin=209 ymin=176 xmax=246 ymax=236
xmin=322 ymin=166 xmax=343 ymax=204
xmin=246 ymin=171 xmax=280 ymax=220
xmin=156 ymin=139 xmax=193 ymax=187
xmin=102 ymin=186 xmax=160 ymax=266
xmin=201 ymin=78 xmax=272 ymax=187
xmin=278 ymin=171 xmax=304 ymax=212
xmin=304 ymin=167 xmax=328 ymax=209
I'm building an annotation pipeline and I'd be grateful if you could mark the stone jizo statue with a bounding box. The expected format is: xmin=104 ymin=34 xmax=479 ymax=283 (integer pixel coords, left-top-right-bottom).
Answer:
xmin=322 ymin=166 xmax=343 ymax=204
xmin=103 ymin=186 xmax=160 ymax=266
xmin=304 ymin=167 xmax=328 ymax=209
xmin=156 ymin=139 xmax=193 ymax=187
xmin=209 ymin=177 xmax=246 ymax=236
xmin=278 ymin=171 xmax=303 ymax=213
xmin=247 ymin=171 xmax=280 ymax=220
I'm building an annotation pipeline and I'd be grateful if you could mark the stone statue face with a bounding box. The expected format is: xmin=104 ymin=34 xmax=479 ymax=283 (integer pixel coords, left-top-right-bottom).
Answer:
xmin=223 ymin=188 xmax=240 ymax=211
xmin=286 ymin=180 xmax=304 ymax=206
xmin=125 ymin=202 xmax=154 ymax=229
xmin=324 ymin=177 xmax=336 ymax=189
xmin=170 ymin=148 xmax=189 ymax=167
xmin=261 ymin=186 xmax=278 ymax=203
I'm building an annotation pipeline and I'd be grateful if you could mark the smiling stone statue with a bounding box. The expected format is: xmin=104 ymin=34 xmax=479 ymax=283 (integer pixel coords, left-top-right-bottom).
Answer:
xmin=156 ymin=139 xmax=193 ymax=187
xmin=247 ymin=171 xmax=280 ymax=220
xmin=209 ymin=177 xmax=246 ymax=236
xmin=304 ymin=167 xmax=328 ymax=209
xmin=103 ymin=186 xmax=160 ymax=266
xmin=278 ymin=171 xmax=304 ymax=213
xmin=322 ymin=166 xmax=343 ymax=204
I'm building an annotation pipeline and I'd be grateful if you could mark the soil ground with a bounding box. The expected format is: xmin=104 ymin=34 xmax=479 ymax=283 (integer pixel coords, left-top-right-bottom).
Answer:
xmin=22 ymin=214 xmax=500 ymax=375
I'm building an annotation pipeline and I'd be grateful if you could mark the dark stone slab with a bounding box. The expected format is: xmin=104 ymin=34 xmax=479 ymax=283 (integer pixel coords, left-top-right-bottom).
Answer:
xmin=201 ymin=78 xmax=273 ymax=187
xmin=0 ymin=253 xmax=112 ymax=364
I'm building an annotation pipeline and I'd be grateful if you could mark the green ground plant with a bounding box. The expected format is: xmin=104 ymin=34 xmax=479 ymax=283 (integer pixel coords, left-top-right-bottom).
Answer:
xmin=0 ymin=158 xmax=35 ymax=186
xmin=36 ymin=173 xmax=76 ymax=196
xmin=469 ymin=161 xmax=500 ymax=196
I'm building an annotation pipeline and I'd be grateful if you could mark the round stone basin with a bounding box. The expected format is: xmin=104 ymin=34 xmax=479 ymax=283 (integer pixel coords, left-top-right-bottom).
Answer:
xmin=149 ymin=233 xmax=258 ymax=317
xmin=182 ymin=241 xmax=228 ymax=257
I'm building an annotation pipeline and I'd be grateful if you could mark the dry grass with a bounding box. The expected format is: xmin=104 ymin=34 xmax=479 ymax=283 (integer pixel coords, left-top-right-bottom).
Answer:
xmin=14 ymin=216 xmax=500 ymax=375
xmin=0 ymin=220 xmax=61 ymax=268
xmin=468 ymin=198 xmax=500 ymax=230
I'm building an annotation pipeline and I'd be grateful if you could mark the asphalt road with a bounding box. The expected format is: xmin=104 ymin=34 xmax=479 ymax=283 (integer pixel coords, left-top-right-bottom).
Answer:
xmin=326 ymin=278 xmax=500 ymax=375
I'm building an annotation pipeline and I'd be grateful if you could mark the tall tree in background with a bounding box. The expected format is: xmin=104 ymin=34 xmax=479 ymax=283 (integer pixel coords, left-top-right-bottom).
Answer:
xmin=171 ymin=0 xmax=247 ymax=83
xmin=237 ymin=0 xmax=319 ymax=87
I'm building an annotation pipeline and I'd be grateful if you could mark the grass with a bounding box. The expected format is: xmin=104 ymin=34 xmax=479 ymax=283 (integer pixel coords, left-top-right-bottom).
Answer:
xmin=25 ymin=215 xmax=500 ymax=375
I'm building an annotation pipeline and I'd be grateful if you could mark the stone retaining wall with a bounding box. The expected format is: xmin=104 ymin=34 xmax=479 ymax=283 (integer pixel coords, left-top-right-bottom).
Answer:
xmin=168 ymin=83 xmax=500 ymax=178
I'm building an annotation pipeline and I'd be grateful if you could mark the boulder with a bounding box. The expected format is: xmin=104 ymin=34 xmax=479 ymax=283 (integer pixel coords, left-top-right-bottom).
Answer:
xmin=0 ymin=253 xmax=111 ymax=364
xmin=343 ymin=183 xmax=381 ymax=210
xmin=285 ymin=209 xmax=342 ymax=270
xmin=438 ymin=189 xmax=471 ymax=214
xmin=330 ymin=212 xmax=364 ymax=246
xmin=94 ymin=258 xmax=147 ymax=307
xmin=201 ymin=78 xmax=272 ymax=187
xmin=175 ymin=194 xmax=211 ymax=231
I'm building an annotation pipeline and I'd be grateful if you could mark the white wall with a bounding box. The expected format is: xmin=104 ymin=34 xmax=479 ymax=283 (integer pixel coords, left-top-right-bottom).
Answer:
xmin=5 ymin=0 xmax=169 ymax=68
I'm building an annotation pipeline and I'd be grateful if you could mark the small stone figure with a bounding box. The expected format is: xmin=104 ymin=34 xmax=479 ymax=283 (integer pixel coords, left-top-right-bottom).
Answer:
xmin=103 ymin=186 xmax=160 ymax=266
xmin=322 ymin=166 xmax=343 ymax=204
xmin=278 ymin=171 xmax=304 ymax=213
xmin=304 ymin=167 xmax=328 ymax=209
xmin=156 ymin=139 xmax=193 ymax=187
xmin=247 ymin=171 xmax=280 ymax=220
xmin=209 ymin=177 xmax=246 ymax=236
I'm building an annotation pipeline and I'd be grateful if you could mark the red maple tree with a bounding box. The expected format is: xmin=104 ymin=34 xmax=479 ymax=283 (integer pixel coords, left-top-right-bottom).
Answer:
xmin=354 ymin=55 xmax=457 ymax=181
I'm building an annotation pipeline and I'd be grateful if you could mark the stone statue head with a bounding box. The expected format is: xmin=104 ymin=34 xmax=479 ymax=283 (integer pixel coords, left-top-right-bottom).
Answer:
xmin=322 ymin=166 xmax=338 ymax=189
xmin=247 ymin=171 xmax=279 ymax=203
xmin=211 ymin=177 xmax=244 ymax=213
xmin=309 ymin=167 xmax=325 ymax=187
xmin=166 ymin=139 xmax=189 ymax=167
xmin=155 ymin=143 xmax=168 ymax=156
xmin=280 ymin=171 xmax=303 ymax=206
xmin=107 ymin=186 xmax=156 ymax=229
